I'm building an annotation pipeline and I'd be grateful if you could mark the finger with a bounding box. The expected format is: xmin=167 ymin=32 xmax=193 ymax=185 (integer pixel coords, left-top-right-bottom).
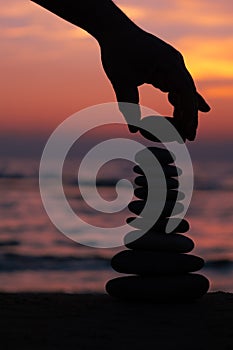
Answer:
xmin=197 ymin=92 xmax=211 ymax=112
xmin=112 ymin=81 xmax=140 ymax=133
xmin=168 ymin=92 xmax=189 ymax=141
xmin=176 ymin=84 xmax=198 ymax=141
xmin=164 ymin=116 xmax=186 ymax=143
xmin=169 ymin=91 xmax=211 ymax=113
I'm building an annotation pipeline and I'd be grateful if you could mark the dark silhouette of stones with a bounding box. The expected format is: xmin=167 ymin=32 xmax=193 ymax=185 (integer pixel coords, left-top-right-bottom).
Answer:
xmin=106 ymin=144 xmax=209 ymax=302
xmin=111 ymin=250 xmax=204 ymax=274
xmin=106 ymin=274 xmax=210 ymax=301
xmin=124 ymin=231 xmax=194 ymax=253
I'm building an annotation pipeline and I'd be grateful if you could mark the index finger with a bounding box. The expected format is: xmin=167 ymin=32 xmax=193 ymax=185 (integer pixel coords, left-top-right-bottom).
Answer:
xmin=112 ymin=80 xmax=141 ymax=133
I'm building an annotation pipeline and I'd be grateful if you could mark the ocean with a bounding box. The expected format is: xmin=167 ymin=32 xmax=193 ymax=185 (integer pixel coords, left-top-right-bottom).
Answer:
xmin=0 ymin=155 xmax=233 ymax=293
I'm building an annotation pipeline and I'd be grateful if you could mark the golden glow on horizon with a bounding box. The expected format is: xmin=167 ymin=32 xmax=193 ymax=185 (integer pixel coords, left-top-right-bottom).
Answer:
xmin=177 ymin=37 xmax=233 ymax=80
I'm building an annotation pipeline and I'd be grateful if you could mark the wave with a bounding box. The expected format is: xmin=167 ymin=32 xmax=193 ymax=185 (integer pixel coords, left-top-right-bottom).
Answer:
xmin=0 ymin=240 xmax=20 ymax=247
xmin=205 ymin=259 xmax=233 ymax=269
xmin=0 ymin=173 xmax=27 ymax=179
xmin=0 ymin=253 xmax=110 ymax=272
xmin=67 ymin=178 xmax=122 ymax=187
xmin=0 ymin=171 xmax=122 ymax=187
xmin=194 ymin=180 xmax=232 ymax=191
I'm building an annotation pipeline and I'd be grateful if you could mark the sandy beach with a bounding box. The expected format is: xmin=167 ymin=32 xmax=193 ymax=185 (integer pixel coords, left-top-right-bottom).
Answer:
xmin=0 ymin=292 xmax=232 ymax=349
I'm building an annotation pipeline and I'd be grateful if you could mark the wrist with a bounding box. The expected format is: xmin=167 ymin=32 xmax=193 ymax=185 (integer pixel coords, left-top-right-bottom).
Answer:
xmin=81 ymin=1 xmax=141 ymax=44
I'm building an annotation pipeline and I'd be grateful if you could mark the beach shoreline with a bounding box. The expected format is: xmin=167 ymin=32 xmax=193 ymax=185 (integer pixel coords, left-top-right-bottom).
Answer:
xmin=0 ymin=291 xmax=232 ymax=349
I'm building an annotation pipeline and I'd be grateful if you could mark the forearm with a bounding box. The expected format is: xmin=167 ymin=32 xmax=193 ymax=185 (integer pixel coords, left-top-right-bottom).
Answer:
xmin=31 ymin=0 xmax=140 ymax=43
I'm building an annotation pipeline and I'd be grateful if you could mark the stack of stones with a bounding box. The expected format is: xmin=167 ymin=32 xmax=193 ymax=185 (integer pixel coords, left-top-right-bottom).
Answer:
xmin=106 ymin=146 xmax=209 ymax=302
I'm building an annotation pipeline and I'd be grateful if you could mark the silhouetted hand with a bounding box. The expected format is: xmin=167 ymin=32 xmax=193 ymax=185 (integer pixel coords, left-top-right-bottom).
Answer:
xmin=31 ymin=0 xmax=210 ymax=141
xmin=101 ymin=29 xmax=210 ymax=141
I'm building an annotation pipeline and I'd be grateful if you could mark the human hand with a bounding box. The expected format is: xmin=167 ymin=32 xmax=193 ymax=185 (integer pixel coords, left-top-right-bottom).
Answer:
xmin=100 ymin=28 xmax=210 ymax=141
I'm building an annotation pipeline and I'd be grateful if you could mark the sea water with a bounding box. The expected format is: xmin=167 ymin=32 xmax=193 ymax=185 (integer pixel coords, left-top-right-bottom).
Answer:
xmin=0 ymin=157 xmax=232 ymax=293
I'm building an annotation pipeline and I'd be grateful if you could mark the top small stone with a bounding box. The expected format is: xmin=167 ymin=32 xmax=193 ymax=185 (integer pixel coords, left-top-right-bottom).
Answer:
xmin=138 ymin=116 xmax=185 ymax=144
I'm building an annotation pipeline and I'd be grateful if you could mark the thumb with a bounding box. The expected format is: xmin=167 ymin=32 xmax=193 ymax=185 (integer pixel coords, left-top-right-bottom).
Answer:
xmin=112 ymin=82 xmax=141 ymax=133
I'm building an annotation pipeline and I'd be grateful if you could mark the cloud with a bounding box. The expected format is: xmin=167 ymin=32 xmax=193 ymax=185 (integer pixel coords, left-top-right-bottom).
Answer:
xmin=0 ymin=0 xmax=32 ymax=18
xmin=0 ymin=0 xmax=90 ymax=41
xmin=118 ymin=0 xmax=232 ymax=24
xmin=203 ymin=85 xmax=233 ymax=98
xmin=2 ymin=24 xmax=89 ymax=41
xmin=118 ymin=0 xmax=232 ymax=40
xmin=118 ymin=5 xmax=148 ymax=20
xmin=0 ymin=0 xmax=93 ymax=64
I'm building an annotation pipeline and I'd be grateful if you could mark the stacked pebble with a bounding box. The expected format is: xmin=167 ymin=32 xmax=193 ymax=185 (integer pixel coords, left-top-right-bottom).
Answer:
xmin=106 ymin=146 xmax=209 ymax=302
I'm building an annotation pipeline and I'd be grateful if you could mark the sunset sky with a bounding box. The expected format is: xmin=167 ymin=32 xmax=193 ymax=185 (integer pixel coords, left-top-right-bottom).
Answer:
xmin=1 ymin=0 xmax=232 ymax=148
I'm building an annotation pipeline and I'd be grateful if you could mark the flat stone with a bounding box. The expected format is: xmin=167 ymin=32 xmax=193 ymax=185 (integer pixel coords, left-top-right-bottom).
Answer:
xmin=124 ymin=231 xmax=194 ymax=253
xmin=126 ymin=217 xmax=190 ymax=233
xmin=133 ymin=165 xmax=182 ymax=177
xmin=128 ymin=200 xmax=184 ymax=220
xmin=133 ymin=165 xmax=145 ymax=175
xmin=135 ymin=147 xmax=175 ymax=165
xmin=105 ymin=274 xmax=209 ymax=301
xmin=111 ymin=250 xmax=204 ymax=274
xmin=134 ymin=188 xmax=185 ymax=201
xmin=134 ymin=176 xmax=179 ymax=189
xmin=137 ymin=116 xmax=185 ymax=143
xmin=128 ymin=200 xmax=183 ymax=218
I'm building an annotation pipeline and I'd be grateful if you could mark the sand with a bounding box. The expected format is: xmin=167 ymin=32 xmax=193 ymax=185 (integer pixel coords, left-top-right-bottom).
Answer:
xmin=0 ymin=292 xmax=232 ymax=349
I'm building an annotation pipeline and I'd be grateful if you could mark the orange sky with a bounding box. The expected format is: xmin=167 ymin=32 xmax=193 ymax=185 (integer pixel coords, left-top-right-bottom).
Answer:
xmin=1 ymin=0 xmax=233 ymax=140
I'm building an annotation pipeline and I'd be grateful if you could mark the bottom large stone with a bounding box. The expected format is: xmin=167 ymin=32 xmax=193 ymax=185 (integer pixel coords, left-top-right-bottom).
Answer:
xmin=106 ymin=274 xmax=209 ymax=301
